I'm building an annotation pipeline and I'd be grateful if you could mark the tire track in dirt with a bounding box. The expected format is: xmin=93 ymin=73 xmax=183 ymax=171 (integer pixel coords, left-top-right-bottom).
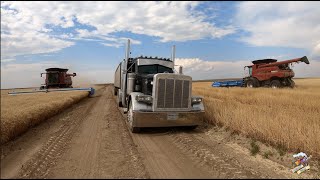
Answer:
xmin=116 ymin=97 xmax=263 ymax=178
xmin=168 ymin=130 xmax=265 ymax=178
xmin=14 ymin=90 xmax=99 ymax=179
xmin=2 ymin=85 xmax=149 ymax=179
xmin=44 ymin=85 xmax=149 ymax=179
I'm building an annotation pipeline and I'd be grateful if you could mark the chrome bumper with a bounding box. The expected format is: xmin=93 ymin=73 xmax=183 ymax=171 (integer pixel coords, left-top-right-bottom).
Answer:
xmin=133 ymin=110 xmax=204 ymax=128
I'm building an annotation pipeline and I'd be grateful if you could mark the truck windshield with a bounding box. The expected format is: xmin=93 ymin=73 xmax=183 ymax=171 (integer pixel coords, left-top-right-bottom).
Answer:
xmin=138 ymin=65 xmax=173 ymax=74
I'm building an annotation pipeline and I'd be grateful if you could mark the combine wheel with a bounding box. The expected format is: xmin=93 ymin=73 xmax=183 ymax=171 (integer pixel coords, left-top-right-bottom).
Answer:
xmin=246 ymin=78 xmax=259 ymax=88
xmin=128 ymin=100 xmax=140 ymax=133
xmin=288 ymin=79 xmax=295 ymax=88
xmin=246 ymin=80 xmax=254 ymax=88
xmin=270 ymin=80 xmax=281 ymax=89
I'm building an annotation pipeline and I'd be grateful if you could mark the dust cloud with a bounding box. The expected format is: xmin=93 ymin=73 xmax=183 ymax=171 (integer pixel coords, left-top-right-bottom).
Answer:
xmin=72 ymin=75 xmax=94 ymax=88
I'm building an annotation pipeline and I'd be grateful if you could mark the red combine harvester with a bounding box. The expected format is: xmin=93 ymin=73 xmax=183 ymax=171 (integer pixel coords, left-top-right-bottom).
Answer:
xmin=40 ymin=68 xmax=76 ymax=89
xmin=244 ymin=56 xmax=309 ymax=88
xmin=212 ymin=56 xmax=310 ymax=88
xmin=8 ymin=67 xmax=95 ymax=96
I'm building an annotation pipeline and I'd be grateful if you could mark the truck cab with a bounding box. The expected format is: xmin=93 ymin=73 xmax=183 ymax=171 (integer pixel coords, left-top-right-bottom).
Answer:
xmin=114 ymin=40 xmax=205 ymax=133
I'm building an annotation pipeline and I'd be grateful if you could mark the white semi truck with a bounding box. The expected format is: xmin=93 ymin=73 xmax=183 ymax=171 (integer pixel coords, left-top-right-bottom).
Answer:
xmin=114 ymin=40 xmax=205 ymax=133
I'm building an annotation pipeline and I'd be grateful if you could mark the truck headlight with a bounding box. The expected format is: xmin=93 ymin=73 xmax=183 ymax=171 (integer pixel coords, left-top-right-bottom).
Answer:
xmin=191 ymin=96 xmax=203 ymax=105
xmin=136 ymin=95 xmax=153 ymax=104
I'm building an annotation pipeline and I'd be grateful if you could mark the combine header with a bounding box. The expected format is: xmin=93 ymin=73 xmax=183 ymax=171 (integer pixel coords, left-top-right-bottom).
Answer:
xmin=212 ymin=56 xmax=310 ymax=88
xmin=8 ymin=87 xmax=95 ymax=96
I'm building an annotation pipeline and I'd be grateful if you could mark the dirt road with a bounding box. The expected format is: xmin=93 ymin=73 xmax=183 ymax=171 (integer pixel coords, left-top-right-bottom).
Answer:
xmin=0 ymin=85 xmax=314 ymax=179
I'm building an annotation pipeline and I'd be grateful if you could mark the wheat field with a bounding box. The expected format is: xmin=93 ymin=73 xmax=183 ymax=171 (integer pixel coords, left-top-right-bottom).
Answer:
xmin=193 ymin=78 xmax=320 ymax=157
xmin=0 ymin=87 xmax=100 ymax=145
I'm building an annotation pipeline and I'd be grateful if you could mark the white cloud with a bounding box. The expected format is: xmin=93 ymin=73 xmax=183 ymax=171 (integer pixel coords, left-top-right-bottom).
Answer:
xmin=101 ymin=37 xmax=141 ymax=48
xmin=1 ymin=2 xmax=75 ymax=59
xmin=235 ymin=1 xmax=320 ymax=56
xmin=1 ymin=58 xmax=15 ymax=63
xmin=175 ymin=58 xmax=320 ymax=80
xmin=101 ymin=43 xmax=122 ymax=48
xmin=1 ymin=32 xmax=74 ymax=59
xmin=312 ymin=44 xmax=320 ymax=57
xmin=175 ymin=58 xmax=248 ymax=80
xmin=1 ymin=1 xmax=234 ymax=59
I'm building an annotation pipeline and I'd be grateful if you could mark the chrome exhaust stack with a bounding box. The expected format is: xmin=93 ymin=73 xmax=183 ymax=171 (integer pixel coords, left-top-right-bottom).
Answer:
xmin=171 ymin=45 xmax=176 ymax=65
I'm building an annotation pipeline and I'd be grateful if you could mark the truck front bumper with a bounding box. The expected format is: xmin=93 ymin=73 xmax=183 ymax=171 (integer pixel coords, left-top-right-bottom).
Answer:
xmin=133 ymin=110 xmax=205 ymax=128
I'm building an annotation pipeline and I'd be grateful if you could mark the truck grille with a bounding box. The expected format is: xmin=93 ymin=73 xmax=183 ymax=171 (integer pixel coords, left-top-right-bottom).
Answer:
xmin=155 ymin=74 xmax=191 ymax=111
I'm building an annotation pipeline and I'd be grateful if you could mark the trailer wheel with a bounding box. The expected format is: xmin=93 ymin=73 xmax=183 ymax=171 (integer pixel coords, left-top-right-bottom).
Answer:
xmin=128 ymin=101 xmax=140 ymax=133
xmin=270 ymin=80 xmax=281 ymax=88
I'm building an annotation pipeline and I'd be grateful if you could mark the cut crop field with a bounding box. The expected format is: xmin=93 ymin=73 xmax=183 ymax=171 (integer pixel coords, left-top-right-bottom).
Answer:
xmin=0 ymin=85 xmax=104 ymax=145
xmin=192 ymin=78 xmax=320 ymax=157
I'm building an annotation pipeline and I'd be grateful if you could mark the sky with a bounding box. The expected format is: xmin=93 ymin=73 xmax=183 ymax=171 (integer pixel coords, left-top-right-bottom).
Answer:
xmin=1 ymin=1 xmax=320 ymax=89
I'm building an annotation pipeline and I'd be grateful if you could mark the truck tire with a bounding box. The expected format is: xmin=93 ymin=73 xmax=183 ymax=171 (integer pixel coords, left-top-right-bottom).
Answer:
xmin=117 ymin=90 xmax=123 ymax=107
xmin=114 ymin=87 xmax=118 ymax=96
xmin=185 ymin=125 xmax=198 ymax=130
xmin=128 ymin=100 xmax=140 ymax=133
xmin=270 ymin=80 xmax=281 ymax=88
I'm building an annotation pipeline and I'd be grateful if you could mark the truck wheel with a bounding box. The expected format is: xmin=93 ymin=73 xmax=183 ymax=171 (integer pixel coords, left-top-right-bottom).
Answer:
xmin=128 ymin=101 xmax=140 ymax=133
xmin=114 ymin=87 xmax=118 ymax=96
xmin=185 ymin=125 xmax=198 ymax=130
xmin=270 ymin=80 xmax=281 ymax=88
xmin=117 ymin=90 xmax=123 ymax=107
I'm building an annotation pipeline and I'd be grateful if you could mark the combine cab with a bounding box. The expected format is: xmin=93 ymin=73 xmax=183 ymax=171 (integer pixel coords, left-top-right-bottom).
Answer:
xmin=40 ymin=68 xmax=76 ymax=89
